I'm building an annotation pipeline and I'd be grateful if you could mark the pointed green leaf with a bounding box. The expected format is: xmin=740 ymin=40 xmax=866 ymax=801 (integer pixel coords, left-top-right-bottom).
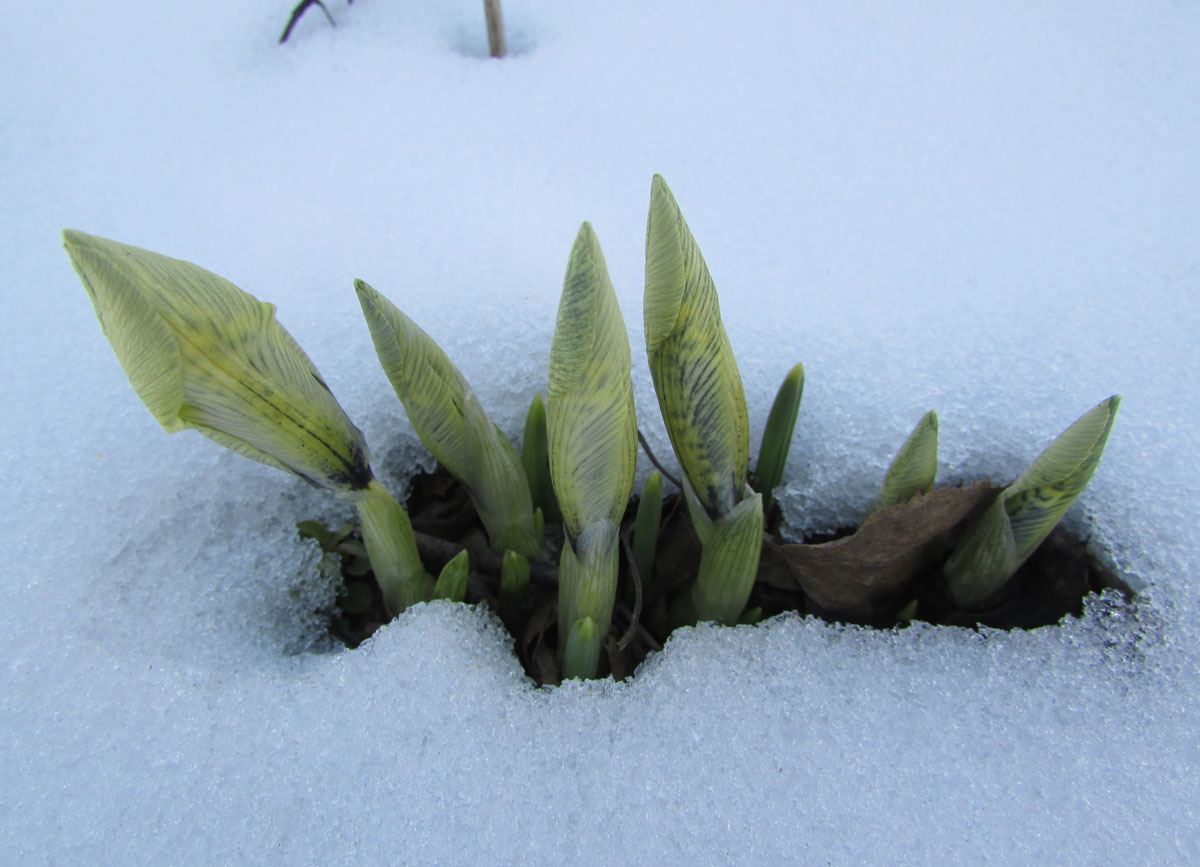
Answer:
xmin=356 ymin=279 xmax=541 ymax=558
xmin=756 ymin=362 xmax=805 ymax=514
xmin=499 ymin=549 xmax=530 ymax=627
xmin=562 ymin=616 xmax=602 ymax=681
xmin=432 ymin=549 xmax=469 ymax=603
xmin=547 ymin=223 xmax=637 ymax=541
xmin=1004 ymin=395 xmax=1120 ymax=561
xmin=64 ymin=230 xmax=371 ymax=494
xmin=944 ymin=396 xmax=1120 ymax=608
xmin=355 ymin=279 xmax=471 ymax=480
xmin=866 ymin=409 xmax=939 ymax=517
xmin=462 ymin=389 xmax=543 ymax=557
xmin=632 ymin=471 xmax=664 ymax=595
xmin=521 ymin=392 xmax=556 ymax=519
xmin=643 ymin=175 xmax=749 ymax=518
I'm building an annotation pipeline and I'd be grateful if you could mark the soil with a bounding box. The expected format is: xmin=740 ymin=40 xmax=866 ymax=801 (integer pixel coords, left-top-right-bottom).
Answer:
xmin=313 ymin=467 xmax=1135 ymax=686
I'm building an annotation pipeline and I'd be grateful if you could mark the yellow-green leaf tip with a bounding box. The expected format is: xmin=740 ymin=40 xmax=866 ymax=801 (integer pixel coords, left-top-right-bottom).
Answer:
xmin=643 ymin=176 xmax=750 ymax=518
xmin=547 ymin=223 xmax=637 ymax=542
xmin=64 ymin=229 xmax=371 ymax=495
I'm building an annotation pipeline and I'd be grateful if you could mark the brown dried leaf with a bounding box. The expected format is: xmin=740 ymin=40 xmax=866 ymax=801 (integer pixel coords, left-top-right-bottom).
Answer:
xmin=772 ymin=482 xmax=998 ymax=619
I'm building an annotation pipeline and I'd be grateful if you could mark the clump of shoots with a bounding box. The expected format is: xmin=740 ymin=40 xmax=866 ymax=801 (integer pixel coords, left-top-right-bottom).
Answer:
xmin=644 ymin=175 xmax=763 ymax=625
xmin=944 ymin=396 xmax=1121 ymax=608
xmin=547 ymin=223 xmax=637 ymax=679
xmin=356 ymin=280 xmax=544 ymax=560
xmin=865 ymin=409 xmax=939 ymax=518
xmin=755 ymin=362 xmax=805 ymax=516
xmin=63 ymin=230 xmax=432 ymax=614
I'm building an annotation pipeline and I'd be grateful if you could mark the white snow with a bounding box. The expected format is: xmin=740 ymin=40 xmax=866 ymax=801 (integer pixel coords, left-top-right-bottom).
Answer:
xmin=3 ymin=0 xmax=1199 ymax=862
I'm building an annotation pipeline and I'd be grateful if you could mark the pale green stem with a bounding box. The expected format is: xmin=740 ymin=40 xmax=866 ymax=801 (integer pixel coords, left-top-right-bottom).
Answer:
xmin=557 ymin=520 xmax=619 ymax=677
xmin=353 ymin=479 xmax=433 ymax=615
xmin=683 ymin=482 xmax=764 ymax=626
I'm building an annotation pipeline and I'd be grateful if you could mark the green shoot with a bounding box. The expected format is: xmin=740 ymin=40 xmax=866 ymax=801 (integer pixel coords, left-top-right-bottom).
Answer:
xmin=499 ymin=549 xmax=530 ymax=627
xmin=632 ymin=471 xmax=664 ymax=598
xmin=432 ymin=549 xmax=469 ymax=603
xmin=644 ymin=175 xmax=762 ymax=625
xmin=944 ymin=396 xmax=1121 ymax=608
xmin=865 ymin=409 xmax=939 ymax=518
xmin=562 ymin=616 xmax=601 ymax=681
xmin=755 ymin=362 xmax=804 ymax=515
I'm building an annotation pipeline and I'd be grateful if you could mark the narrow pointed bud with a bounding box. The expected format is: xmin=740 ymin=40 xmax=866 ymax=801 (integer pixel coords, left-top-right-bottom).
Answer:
xmin=547 ymin=223 xmax=638 ymax=540
xmin=681 ymin=481 xmax=764 ymax=625
xmin=498 ymin=549 xmax=530 ymax=627
xmin=756 ymin=362 xmax=805 ymax=514
xmin=521 ymin=392 xmax=556 ymax=519
xmin=562 ymin=616 xmax=602 ymax=682
xmin=644 ymin=174 xmax=750 ymax=518
xmin=462 ymin=389 xmax=545 ymax=557
xmin=865 ymin=409 xmax=939 ymax=518
xmin=351 ymin=480 xmax=433 ymax=615
xmin=547 ymin=224 xmax=637 ymax=677
xmin=945 ymin=396 xmax=1121 ymax=608
xmin=355 ymin=279 xmax=542 ymax=559
xmin=64 ymin=230 xmax=372 ymax=494
xmin=632 ymin=471 xmax=664 ymax=596
xmin=432 ymin=549 xmax=469 ymax=603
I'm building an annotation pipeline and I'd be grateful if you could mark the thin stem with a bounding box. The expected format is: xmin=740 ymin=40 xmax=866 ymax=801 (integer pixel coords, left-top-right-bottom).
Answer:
xmin=637 ymin=429 xmax=683 ymax=490
xmin=483 ymin=0 xmax=506 ymax=57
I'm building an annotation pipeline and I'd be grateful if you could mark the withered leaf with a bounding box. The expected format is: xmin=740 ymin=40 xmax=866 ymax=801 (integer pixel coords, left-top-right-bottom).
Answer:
xmin=772 ymin=482 xmax=998 ymax=619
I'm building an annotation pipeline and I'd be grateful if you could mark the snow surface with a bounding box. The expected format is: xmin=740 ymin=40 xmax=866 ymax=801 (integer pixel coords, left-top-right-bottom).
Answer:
xmin=3 ymin=0 xmax=1199 ymax=862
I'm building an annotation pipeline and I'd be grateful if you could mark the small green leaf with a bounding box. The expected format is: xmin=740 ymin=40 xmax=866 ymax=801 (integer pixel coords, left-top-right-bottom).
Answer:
xmin=866 ymin=409 xmax=939 ymax=518
xmin=297 ymin=520 xmax=338 ymax=552
xmin=432 ymin=549 xmax=469 ymax=603
xmin=738 ymin=606 xmax=763 ymax=625
xmin=632 ymin=471 xmax=664 ymax=596
xmin=499 ymin=549 xmax=530 ymax=627
xmin=643 ymin=175 xmax=750 ymax=519
xmin=521 ymin=393 xmax=556 ymax=519
xmin=562 ymin=616 xmax=602 ymax=681
xmin=755 ymin=362 xmax=804 ymax=514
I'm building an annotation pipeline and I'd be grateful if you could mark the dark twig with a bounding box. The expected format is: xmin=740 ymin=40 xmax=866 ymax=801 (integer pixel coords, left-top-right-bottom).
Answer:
xmin=617 ymin=532 xmax=643 ymax=651
xmin=279 ymin=0 xmax=344 ymax=44
xmin=637 ymin=429 xmax=683 ymax=490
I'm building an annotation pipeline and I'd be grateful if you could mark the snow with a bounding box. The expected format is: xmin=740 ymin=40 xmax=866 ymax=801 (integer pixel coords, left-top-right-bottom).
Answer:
xmin=3 ymin=0 xmax=1199 ymax=862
